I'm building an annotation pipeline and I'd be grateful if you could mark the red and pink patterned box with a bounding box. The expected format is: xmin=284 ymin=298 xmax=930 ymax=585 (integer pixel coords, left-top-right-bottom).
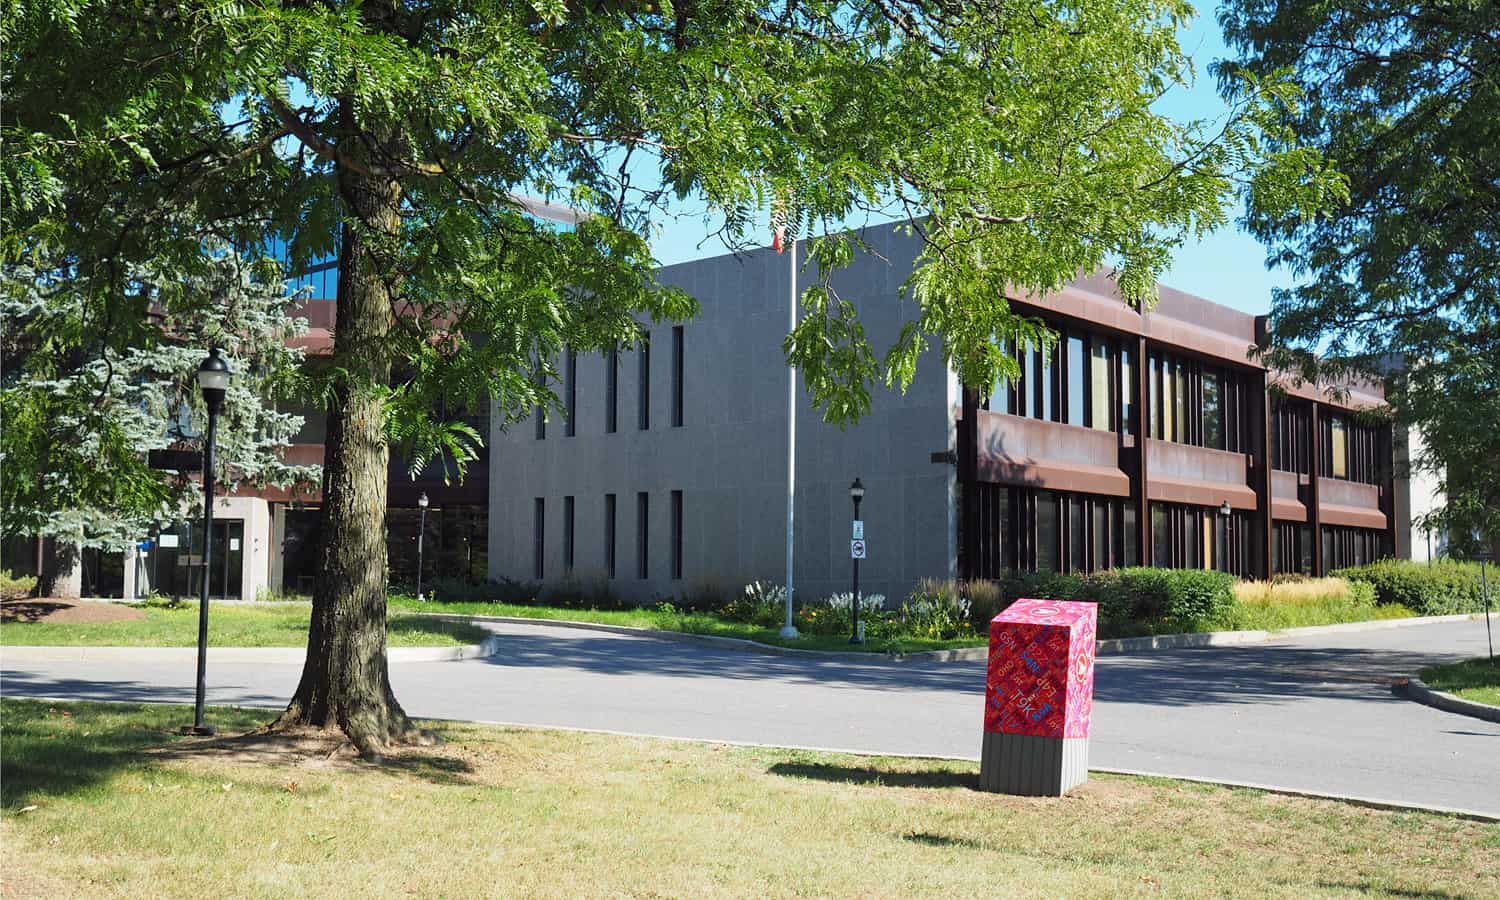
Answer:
xmin=983 ymin=599 xmax=1097 ymax=739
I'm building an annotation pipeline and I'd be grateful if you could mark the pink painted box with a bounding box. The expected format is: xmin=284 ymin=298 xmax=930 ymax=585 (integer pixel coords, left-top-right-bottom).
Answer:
xmin=983 ymin=599 xmax=1098 ymax=739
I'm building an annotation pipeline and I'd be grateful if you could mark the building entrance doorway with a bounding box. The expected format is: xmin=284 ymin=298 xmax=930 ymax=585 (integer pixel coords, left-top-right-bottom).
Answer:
xmin=156 ymin=519 xmax=244 ymax=600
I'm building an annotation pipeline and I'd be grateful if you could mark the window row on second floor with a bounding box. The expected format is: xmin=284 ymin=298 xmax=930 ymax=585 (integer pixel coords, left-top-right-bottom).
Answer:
xmin=534 ymin=325 xmax=685 ymax=439
xmin=1270 ymin=398 xmax=1384 ymax=484
xmin=980 ymin=324 xmax=1251 ymax=454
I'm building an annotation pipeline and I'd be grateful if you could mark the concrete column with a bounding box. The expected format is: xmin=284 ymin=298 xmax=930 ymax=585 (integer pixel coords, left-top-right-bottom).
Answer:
xmin=1309 ymin=402 xmax=1323 ymax=575
xmin=1251 ymin=370 xmax=1273 ymax=579
xmin=959 ymin=386 xmax=980 ymax=581
xmin=1133 ymin=336 xmax=1150 ymax=565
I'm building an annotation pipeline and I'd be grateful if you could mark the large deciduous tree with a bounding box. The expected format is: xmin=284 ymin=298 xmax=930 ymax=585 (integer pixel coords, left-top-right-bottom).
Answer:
xmin=3 ymin=0 xmax=1337 ymax=753
xmin=1217 ymin=0 xmax=1500 ymax=554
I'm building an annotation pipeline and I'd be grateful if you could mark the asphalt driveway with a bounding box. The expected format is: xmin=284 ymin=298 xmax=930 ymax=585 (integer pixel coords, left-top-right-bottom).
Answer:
xmin=3 ymin=616 xmax=1496 ymax=816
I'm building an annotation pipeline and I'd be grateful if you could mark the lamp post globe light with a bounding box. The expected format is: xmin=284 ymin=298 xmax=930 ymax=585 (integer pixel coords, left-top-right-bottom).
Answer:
xmin=1218 ymin=500 xmax=1232 ymax=518
xmin=184 ymin=347 xmax=230 ymax=736
xmin=416 ymin=492 xmax=430 ymax=601
xmin=850 ymin=477 xmax=865 ymax=645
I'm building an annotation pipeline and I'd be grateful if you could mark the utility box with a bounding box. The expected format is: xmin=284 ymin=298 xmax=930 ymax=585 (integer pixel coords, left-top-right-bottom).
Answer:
xmin=979 ymin=599 xmax=1097 ymax=796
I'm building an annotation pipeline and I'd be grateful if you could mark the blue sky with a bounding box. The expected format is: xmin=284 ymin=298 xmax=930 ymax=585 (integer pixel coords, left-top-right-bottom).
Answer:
xmin=648 ymin=3 xmax=1292 ymax=317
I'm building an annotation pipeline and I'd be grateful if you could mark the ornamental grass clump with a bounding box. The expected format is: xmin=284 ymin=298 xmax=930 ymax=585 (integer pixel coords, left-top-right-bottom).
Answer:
xmin=1231 ymin=577 xmax=1400 ymax=630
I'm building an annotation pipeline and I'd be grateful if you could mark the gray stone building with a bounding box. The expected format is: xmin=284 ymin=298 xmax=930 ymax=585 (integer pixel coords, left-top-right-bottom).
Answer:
xmin=487 ymin=225 xmax=955 ymax=605
xmin=488 ymin=221 xmax=1407 ymax=605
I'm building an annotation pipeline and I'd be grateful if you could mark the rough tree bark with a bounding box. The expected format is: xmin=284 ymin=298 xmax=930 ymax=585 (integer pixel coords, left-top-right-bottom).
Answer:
xmin=271 ymin=99 xmax=432 ymax=757
xmin=39 ymin=537 xmax=83 ymax=600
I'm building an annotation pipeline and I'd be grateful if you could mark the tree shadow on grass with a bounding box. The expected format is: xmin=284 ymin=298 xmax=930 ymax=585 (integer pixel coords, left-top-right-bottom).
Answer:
xmin=0 ymin=699 xmax=476 ymax=809
xmin=1313 ymin=882 xmax=1464 ymax=899
xmin=0 ymin=699 xmax=267 ymax=811
xmin=767 ymin=761 xmax=977 ymax=790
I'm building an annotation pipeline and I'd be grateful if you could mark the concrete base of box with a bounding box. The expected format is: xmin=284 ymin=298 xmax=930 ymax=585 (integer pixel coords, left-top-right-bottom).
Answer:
xmin=978 ymin=731 xmax=1089 ymax=796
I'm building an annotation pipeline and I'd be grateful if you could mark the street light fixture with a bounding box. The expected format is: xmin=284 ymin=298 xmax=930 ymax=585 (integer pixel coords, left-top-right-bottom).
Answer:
xmin=850 ymin=477 xmax=865 ymax=645
xmin=1218 ymin=500 xmax=1232 ymax=518
xmin=417 ymin=492 xmax=430 ymax=602
xmin=183 ymin=347 xmax=230 ymax=736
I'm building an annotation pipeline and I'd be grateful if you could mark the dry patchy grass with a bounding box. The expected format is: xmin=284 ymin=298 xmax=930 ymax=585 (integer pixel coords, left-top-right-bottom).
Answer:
xmin=2 ymin=699 xmax=1496 ymax=899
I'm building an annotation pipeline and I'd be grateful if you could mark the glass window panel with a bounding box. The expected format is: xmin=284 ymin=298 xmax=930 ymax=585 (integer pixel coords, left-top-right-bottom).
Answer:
xmin=1331 ymin=419 xmax=1347 ymax=478
xmin=1152 ymin=503 xmax=1171 ymax=567
xmin=1092 ymin=501 xmax=1109 ymax=571
xmin=1022 ymin=341 xmax=1037 ymax=418
xmin=1149 ymin=355 xmax=1160 ymax=438
xmin=1090 ymin=340 xmax=1111 ymax=431
xmin=1173 ymin=361 xmax=1187 ymax=443
xmin=1068 ymin=498 xmax=1086 ymax=572
xmin=1036 ymin=491 xmax=1059 ymax=572
xmin=1184 ymin=506 xmax=1200 ymax=567
xmin=1039 ymin=345 xmax=1054 ymax=421
xmin=1203 ymin=371 xmax=1223 ymax=449
xmin=1123 ymin=502 xmax=1137 ymax=566
xmin=1067 ymin=335 xmax=1085 ymax=425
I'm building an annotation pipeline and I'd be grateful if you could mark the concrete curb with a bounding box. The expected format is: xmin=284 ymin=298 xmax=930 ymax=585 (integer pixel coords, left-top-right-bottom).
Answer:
xmin=409 ymin=611 xmax=1494 ymax=663
xmin=0 ymin=634 xmax=504 ymax=665
xmin=1392 ymin=675 xmax=1500 ymax=724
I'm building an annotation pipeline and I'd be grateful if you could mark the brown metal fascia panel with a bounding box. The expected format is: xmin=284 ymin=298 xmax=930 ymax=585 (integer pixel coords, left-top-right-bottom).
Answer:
xmin=1271 ymin=498 xmax=1307 ymax=520
xmin=1271 ymin=375 xmax=1386 ymax=410
xmin=977 ymin=456 xmax=1132 ymax=497
xmin=1319 ymin=503 xmax=1389 ymax=530
xmin=1147 ymin=475 xmax=1258 ymax=510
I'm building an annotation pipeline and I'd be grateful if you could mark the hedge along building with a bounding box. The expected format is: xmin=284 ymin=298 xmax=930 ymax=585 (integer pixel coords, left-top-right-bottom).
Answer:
xmin=487 ymin=222 xmax=1413 ymax=606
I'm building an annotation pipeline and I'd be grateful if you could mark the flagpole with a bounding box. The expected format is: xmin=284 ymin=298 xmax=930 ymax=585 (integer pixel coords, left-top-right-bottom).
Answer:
xmin=781 ymin=231 xmax=800 ymax=639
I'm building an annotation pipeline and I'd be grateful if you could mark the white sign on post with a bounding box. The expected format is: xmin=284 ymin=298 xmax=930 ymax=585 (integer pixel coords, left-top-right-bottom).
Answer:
xmin=159 ymin=534 xmax=180 ymax=548
xmin=851 ymin=520 xmax=864 ymax=540
xmin=850 ymin=539 xmax=867 ymax=560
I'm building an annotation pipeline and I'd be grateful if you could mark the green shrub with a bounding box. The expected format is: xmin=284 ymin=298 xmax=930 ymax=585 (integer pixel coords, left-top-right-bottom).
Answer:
xmin=795 ymin=591 xmax=891 ymax=637
xmin=721 ymin=581 xmax=787 ymax=627
xmin=1 ymin=569 xmax=37 ymax=601
xmin=1332 ymin=559 xmax=1489 ymax=616
xmin=897 ymin=580 xmax=971 ymax=640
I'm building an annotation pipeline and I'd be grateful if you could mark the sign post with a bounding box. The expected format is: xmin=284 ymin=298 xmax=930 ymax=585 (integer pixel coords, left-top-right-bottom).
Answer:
xmin=848 ymin=478 xmax=866 ymax=644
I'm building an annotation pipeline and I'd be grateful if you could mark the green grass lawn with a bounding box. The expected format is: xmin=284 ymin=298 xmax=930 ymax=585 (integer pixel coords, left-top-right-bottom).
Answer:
xmin=1420 ymin=657 xmax=1500 ymax=707
xmin=388 ymin=596 xmax=989 ymax=654
xmin=0 ymin=601 xmax=489 ymax=648
xmin=1 ymin=699 xmax=1495 ymax=898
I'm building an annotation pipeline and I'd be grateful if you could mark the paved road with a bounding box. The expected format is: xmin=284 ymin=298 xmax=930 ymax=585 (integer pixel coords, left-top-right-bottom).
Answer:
xmin=4 ymin=616 xmax=1497 ymax=816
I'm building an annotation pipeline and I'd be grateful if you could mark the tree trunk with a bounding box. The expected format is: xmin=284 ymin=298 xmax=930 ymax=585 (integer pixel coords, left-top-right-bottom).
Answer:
xmin=272 ymin=104 xmax=430 ymax=758
xmin=39 ymin=536 xmax=83 ymax=600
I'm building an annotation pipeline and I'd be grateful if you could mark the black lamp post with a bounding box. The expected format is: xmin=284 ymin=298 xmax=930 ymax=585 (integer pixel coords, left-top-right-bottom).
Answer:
xmin=183 ymin=347 xmax=230 ymax=736
xmin=416 ymin=492 xmax=429 ymax=601
xmin=850 ymin=477 xmax=865 ymax=644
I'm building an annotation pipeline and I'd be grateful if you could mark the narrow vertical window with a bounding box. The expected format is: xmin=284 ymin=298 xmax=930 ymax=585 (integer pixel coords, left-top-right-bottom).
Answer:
xmin=1331 ymin=417 xmax=1348 ymax=478
xmin=638 ymin=332 xmax=651 ymax=430
xmin=563 ymin=495 xmax=575 ymax=572
xmin=670 ymin=490 xmax=683 ymax=580
xmin=671 ymin=325 xmax=684 ymax=427
xmin=533 ymin=498 xmax=545 ymax=580
xmin=604 ymin=493 xmax=617 ymax=578
xmin=1203 ymin=370 xmax=1223 ymax=449
xmin=1090 ymin=339 xmax=1111 ymax=431
xmin=1120 ymin=345 xmax=1133 ymax=435
xmin=605 ymin=347 xmax=618 ymax=433
xmin=534 ymin=405 xmax=545 ymax=440
xmin=636 ymin=492 xmax=649 ymax=579
xmin=1066 ymin=334 xmax=1085 ymax=425
xmin=564 ymin=346 xmax=577 ymax=437
xmin=1149 ymin=354 xmax=1160 ymax=439
xmin=1039 ymin=343 xmax=1054 ymax=421
xmin=1035 ymin=491 xmax=1059 ymax=572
